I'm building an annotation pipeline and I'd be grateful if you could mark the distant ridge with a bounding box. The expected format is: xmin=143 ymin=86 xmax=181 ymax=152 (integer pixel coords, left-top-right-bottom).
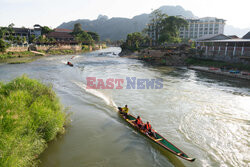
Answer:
xmin=57 ymin=5 xmax=249 ymax=40
xmin=57 ymin=5 xmax=196 ymax=41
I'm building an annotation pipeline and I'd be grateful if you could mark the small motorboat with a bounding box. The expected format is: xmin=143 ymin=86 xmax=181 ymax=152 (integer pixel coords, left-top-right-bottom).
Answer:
xmin=209 ymin=67 xmax=219 ymax=71
xmin=229 ymin=70 xmax=240 ymax=74
xmin=67 ymin=61 xmax=73 ymax=67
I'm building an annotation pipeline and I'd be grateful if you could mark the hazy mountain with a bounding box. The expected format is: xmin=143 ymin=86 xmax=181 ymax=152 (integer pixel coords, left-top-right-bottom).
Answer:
xmin=57 ymin=5 xmax=249 ymax=40
xmin=57 ymin=5 xmax=196 ymax=40
xmin=224 ymin=25 xmax=249 ymax=38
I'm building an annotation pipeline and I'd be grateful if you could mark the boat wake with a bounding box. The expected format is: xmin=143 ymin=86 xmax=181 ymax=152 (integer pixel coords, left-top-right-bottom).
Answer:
xmin=73 ymin=81 xmax=117 ymax=109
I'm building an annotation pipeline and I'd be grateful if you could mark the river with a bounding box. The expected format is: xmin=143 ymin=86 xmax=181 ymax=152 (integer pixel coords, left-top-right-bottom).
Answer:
xmin=0 ymin=47 xmax=249 ymax=167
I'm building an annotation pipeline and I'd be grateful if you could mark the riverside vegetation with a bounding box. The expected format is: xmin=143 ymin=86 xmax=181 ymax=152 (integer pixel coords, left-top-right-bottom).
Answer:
xmin=0 ymin=76 xmax=67 ymax=167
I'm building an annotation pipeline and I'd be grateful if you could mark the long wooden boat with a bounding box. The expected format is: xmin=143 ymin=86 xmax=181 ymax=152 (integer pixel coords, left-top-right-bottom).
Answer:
xmin=118 ymin=108 xmax=195 ymax=162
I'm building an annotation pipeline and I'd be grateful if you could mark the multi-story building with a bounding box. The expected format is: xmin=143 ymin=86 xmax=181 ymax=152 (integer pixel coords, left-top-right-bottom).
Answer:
xmin=2 ymin=24 xmax=42 ymax=43
xmin=179 ymin=17 xmax=226 ymax=40
xmin=147 ymin=17 xmax=226 ymax=44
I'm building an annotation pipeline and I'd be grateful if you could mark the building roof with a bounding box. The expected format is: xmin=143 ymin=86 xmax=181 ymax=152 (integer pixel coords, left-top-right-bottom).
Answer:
xmin=47 ymin=31 xmax=74 ymax=38
xmin=228 ymin=35 xmax=239 ymax=39
xmin=242 ymin=31 xmax=250 ymax=39
xmin=13 ymin=28 xmax=30 ymax=33
xmin=196 ymin=34 xmax=230 ymax=41
xmin=54 ymin=28 xmax=73 ymax=33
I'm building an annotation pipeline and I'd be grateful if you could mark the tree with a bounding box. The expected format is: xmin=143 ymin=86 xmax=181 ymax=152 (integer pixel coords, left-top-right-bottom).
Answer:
xmin=0 ymin=27 xmax=8 ymax=39
xmin=0 ymin=24 xmax=15 ymax=42
xmin=147 ymin=9 xmax=168 ymax=44
xmin=87 ymin=31 xmax=100 ymax=42
xmin=75 ymin=31 xmax=93 ymax=44
xmin=159 ymin=16 xmax=188 ymax=43
xmin=73 ymin=23 xmax=83 ymax=34
xmin=36 ymin=36 xmax=45 ymax=43
xmin=29 ymin=35 xmax=36 ymax=43
xmin=0 ymin=39 xmax=9 ymax=52
xmin=41 ymin=26 xmax=53 ymax=35
xmin=122 ymin=32 xmax=148 ymax=50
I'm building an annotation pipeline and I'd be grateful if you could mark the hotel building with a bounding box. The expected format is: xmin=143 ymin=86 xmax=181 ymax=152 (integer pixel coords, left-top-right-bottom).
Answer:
xmin=179 ymin=17 xmax=226 ymax=40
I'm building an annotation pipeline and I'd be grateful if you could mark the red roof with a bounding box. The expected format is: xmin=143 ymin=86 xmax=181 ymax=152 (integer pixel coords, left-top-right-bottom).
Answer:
xmin=47 ymin=31 xmax=74 ymax=38
xmin=54 ymin=28 xmax=73 ymax=33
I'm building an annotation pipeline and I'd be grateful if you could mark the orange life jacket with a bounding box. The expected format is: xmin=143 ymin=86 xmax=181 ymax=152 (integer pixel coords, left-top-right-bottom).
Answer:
xmin=146 ymin=123 xmax=151 ymax=131
xmin=136 ymin=118 xmax=142 ymax=125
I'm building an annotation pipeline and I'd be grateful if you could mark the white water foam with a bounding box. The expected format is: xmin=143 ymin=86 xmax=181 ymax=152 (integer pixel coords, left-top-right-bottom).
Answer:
xmin=61 ymin=60 xmax=67 ymax=64
xmin=74 ymin=81 xmax=117 ymax=108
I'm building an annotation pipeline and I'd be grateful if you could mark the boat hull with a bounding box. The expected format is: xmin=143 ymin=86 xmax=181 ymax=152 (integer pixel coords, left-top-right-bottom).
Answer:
xmin=118 ymin=108 xmax=195 ymax=162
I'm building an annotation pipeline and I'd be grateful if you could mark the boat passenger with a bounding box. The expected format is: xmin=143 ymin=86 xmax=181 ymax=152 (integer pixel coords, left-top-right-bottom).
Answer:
xmin=67 ymin=61 xmax=73 ymax=67
xmin=121 ymin=105 xmax=129 ymax=118
xmin=144 ymin=121 xmax=156 ymax=138
xmin=135 ymin=116 xmax=143 ymax=128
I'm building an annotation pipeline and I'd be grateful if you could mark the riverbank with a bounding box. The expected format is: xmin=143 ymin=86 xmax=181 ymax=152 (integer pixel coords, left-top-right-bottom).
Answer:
xmin=189 ymin=66 xmax=250 ymax=80
xmin=0 ymin=76 xmax=67 ymax=167
xmin=0 ymin=44 xmax=106 ymax=64
xmin=186 ymin=57 xmax=250 ymax=72
xmin=119 ymin=45 xmax=190 ymax=65
xmin=0 ymin=51 xmax=44 ymax=64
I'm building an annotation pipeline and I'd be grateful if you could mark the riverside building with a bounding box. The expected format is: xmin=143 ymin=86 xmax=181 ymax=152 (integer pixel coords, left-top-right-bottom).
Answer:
xmin=179 ymin=17 xmax=226 ymax=40
xmin=147 ymin=16 xmax=226 ymax=44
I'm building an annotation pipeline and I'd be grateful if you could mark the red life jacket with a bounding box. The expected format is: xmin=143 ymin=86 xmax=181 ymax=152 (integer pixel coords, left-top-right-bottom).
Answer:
xmin=146 ymin=123 xmax=151 ymax=130
xmin=136 ymin=118 xmax=142 ymax=125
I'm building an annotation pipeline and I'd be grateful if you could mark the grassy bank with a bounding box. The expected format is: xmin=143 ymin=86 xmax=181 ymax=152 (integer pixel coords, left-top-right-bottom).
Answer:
xmin=186 ymin=57 xmax=250 ymax=72
xmin=0 ymin=76 xmax=66 ymax=167
xmin=38 ymin=49 xmax=77 ymax=55
xmin=0 ymin=51 xmax=43 ymax=64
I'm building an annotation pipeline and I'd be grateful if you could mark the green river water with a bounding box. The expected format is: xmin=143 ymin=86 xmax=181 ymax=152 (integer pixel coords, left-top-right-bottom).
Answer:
xmin=0 ymin=47 xmax=249 ymax=167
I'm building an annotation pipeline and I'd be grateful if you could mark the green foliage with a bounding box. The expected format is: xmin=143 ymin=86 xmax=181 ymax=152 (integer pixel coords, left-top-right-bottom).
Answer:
xmin=75 ymin=31 xmax=93 ymax=44
xmin=47 ymin=49 xmax=75 ymax=55
xmin=0 ymin=24 xmax=15 ymax=42
xmin=82 ymin=45 xmax=90 ymax=51
xmin=0 ymin=76 xmax=66 ymax=167
xmin=73 ymin=23 xmax=83 ymax=34
xmin=87 ymin=31 xmax=100 ymax=42
xmin=29 ymin=35 xmax=36 ymax=43
xmin=0 ymin=51 xmax=36 ymax=60
xmin=122 ymin=32 xmax=149 ymax=51
xmin=71 ymin=23 xmax=100 ymax=45
xmin=41 ymin=26 xmax=53 ymax=35
xmin=159 ymin=16 xmax=188 ymax=43
xmin=146 ymin=10 xmax=188 ymax=45
xmin=0 ymin=39 xmax=10 ymax=53
xmin=148 ymin=9 xmax=168 ymax=43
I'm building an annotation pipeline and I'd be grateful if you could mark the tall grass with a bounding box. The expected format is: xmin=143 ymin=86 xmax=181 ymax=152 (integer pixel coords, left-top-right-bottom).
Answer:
xmin=0 ymin=75 xmax=66 ymax=167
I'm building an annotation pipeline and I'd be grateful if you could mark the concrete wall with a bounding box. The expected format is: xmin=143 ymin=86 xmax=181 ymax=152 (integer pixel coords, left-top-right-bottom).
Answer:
xmin=6 ymin=44 xmax=106 ymax=53
xmin=36 ymin=45 xmax=82 ymax=51
xmin=6 ymin=45 xmax=82 ymax=52
xmin=6 ymin=46 xmax=28 ymax=52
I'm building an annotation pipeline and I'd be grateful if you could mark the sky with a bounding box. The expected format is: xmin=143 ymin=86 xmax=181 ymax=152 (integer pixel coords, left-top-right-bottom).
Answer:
xmin=0 ymin=0 xmax=249 ymax=29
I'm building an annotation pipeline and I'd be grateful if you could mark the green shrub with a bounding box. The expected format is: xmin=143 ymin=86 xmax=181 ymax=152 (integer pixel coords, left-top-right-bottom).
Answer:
xmin=0 ymin=75 xmax=66 ymax=167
